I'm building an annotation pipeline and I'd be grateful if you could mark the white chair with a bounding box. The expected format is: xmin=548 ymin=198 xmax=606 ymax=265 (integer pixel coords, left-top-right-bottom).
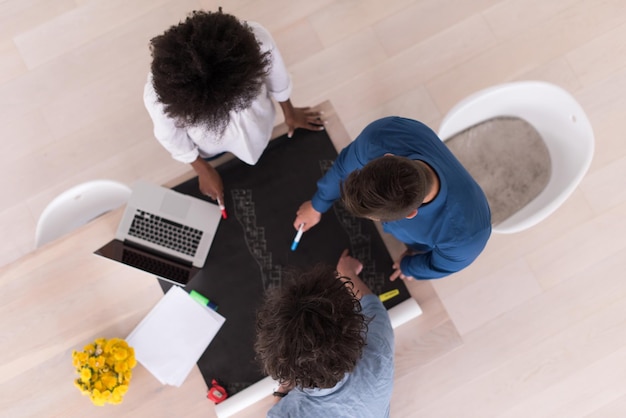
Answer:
xmin=35 ymin=180 xmax=132 ymax=248
xmin=438 ymin=81 xmax=595 ymax=234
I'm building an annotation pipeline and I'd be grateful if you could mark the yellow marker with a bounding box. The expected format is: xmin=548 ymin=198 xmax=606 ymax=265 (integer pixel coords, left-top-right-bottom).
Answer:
xmin=379 ymin=289 xmax=400 ymax=302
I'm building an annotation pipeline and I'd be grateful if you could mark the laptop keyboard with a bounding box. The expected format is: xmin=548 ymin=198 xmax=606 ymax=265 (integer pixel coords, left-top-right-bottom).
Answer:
xmin=122 ymin=248 xmax=190 ymax=284
xmin=128 ymin=209 xmax=203 ymax=257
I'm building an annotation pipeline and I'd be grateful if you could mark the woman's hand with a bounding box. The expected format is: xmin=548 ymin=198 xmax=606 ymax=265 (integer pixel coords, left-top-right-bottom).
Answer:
xmin=191 ymin=158 xmax=224 ymax=202
xmin=279 ymin=100 xmax=325 ymax=138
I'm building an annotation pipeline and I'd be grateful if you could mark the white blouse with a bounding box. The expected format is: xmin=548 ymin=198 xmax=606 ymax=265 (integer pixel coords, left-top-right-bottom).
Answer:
xmin=143 ymin=22 xmax=293 ymax=165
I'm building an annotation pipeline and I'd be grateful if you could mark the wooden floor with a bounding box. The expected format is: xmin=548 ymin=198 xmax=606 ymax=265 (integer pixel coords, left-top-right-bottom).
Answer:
xmin=2 ymin=0 xmax=626 ymax=417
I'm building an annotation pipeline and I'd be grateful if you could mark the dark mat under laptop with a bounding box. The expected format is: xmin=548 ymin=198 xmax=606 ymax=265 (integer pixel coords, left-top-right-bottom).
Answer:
xmin=165 ymin=128 xmax=411 ymax=396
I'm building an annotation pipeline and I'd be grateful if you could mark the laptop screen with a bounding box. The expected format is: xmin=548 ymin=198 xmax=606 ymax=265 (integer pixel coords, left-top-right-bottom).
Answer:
xmin=95 ymin=239 xmax=200 ymax=286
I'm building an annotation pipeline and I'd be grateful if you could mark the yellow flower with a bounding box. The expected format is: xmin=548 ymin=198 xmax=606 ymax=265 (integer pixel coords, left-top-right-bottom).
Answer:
xmin=88 ymin=355 xmax=105 ymax=370
xmin=72 ymin=337 xmax=136 ymax=406
xmin=110 ymin=385 xmax=128 ymax=404
xmin=90 ymin=389 xmax=108 ymax=406
xmin=105 ymin=338 xmax=127 ymax=355
xmin=79 ymin=367 xmax=92 ymax=382
xmin=113 ymin=362 xmax=128 ymax=374
xmin=72 ymin=351 xmax=88 ymax=368
xmin=113 ymin=347 xmax=128 ymax=361
xmin=101 ymin=373 xmax=118 ymax=390
xmin=114 ymin=385 xmax=129 ymax=396
xmin=93 ymin=380 xmax=104 ymax=392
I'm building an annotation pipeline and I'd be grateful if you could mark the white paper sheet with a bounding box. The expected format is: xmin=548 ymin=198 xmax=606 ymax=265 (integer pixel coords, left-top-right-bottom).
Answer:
xmin=127 ymin=286 xmax=225 ymax=387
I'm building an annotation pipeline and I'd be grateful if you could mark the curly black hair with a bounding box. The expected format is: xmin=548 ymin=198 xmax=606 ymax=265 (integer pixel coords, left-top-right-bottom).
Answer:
xmin=255 ymin=265 xmax=368 ymax=389
xmin=149 ymin=9 xmax=271 ymax=133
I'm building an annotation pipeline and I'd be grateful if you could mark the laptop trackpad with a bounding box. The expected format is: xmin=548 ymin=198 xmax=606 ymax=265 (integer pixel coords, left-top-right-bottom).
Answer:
xmin=160 ymin=192 xmax=191 ymax=219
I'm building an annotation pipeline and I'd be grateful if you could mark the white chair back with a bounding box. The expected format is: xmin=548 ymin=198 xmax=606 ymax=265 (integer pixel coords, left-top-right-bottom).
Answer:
xmin=35 ymin=180 xmax=131 ymax=248
xmin=439 ymin=81 xmax=595 ymax=233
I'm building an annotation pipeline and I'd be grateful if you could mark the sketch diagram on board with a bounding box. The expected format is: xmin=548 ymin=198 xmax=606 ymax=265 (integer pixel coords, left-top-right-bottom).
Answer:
xmin=320 ymin=160 xmax=386 ymax=295
xmin=228 ymin=160 xmax=387 ymax=295
xmin=230 ymin=189 xmax=282 ymax=290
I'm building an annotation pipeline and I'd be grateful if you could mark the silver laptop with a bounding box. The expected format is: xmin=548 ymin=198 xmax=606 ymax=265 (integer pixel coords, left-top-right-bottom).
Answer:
xmin=95 ymin=180 xmax=221 ymax=286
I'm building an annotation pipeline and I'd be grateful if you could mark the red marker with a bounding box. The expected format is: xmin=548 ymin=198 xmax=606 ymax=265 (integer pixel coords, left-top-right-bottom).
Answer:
xmin=217 ymin=197 xmax=228 ymax=220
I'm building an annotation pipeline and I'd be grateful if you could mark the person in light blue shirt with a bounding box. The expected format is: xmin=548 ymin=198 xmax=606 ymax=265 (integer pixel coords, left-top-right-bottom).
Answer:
xmin=293 ymin=116 xmax=491 ymax=281
xmin=255 ymin=250 xmax=394 ymax=418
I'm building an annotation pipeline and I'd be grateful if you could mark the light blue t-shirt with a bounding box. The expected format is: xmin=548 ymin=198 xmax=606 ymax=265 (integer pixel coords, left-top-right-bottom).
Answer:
xmin=267 ymin=294 xmax=394 ymax=418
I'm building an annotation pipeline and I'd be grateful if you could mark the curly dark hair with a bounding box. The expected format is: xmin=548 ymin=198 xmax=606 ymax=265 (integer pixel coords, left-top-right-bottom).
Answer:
xmin=255 ymin=265 xmax=368 ymax=389
xmin=149 ymin=9 xmax=271 ymax=133
xmin=341 ymin=155 xmax=433 ymax=221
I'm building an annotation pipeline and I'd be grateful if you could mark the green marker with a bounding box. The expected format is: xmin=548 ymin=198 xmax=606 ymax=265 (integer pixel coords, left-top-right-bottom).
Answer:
xmin=190 ymin=290 xmax=218 ymax=311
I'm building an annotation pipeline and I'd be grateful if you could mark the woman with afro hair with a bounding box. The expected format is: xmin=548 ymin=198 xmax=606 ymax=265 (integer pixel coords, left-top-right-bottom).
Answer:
xmin=144 ymin=9 xmax=324 ymax=202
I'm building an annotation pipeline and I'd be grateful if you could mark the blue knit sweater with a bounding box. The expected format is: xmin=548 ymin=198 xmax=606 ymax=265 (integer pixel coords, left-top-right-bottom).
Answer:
xmin=312 ymin=117 xmax=491 ymax=279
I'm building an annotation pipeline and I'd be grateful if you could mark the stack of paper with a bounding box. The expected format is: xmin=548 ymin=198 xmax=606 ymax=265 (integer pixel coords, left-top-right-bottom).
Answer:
xmin=127 ymin=286 xmax=226 ymax=387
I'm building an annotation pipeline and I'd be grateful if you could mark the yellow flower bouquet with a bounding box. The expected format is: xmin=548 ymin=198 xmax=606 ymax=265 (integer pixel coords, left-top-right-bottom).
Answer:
xmin=72 ymin=337 xmax=137 ymax=406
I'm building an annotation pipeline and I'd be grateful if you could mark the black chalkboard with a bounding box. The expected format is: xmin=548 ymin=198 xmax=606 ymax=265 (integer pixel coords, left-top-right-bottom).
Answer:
xmin=166 ymin=128 xmax=410 ymax=395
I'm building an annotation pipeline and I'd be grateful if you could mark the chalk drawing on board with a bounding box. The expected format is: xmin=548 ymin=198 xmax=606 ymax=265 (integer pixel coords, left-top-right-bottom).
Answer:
xmin=231 ymin=189 xmax=282 ymax=290
xmin=320 ymin=160 xmax=386 ymax=295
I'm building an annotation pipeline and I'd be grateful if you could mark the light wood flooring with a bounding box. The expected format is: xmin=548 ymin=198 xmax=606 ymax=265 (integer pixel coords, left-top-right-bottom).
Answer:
xmin=2 ymin=0 xmax=626 ymax=417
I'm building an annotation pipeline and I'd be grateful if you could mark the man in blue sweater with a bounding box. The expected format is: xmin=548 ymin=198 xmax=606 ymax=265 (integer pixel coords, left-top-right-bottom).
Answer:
xmin=294 ymin=117 xmax=491 ymax=280
xmin=255 ymin=250 xmax=394 ymax=417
